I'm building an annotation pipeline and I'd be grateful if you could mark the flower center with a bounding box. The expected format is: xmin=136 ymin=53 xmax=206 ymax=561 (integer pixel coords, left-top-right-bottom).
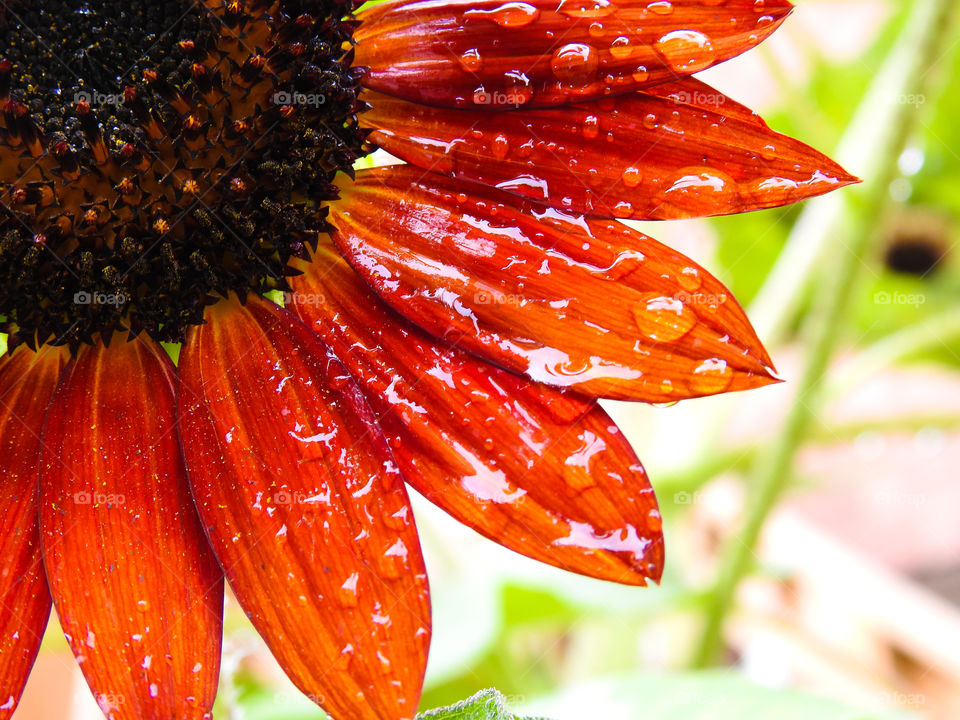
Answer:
xmin=0 ymin=0 xmax=365 ymax=349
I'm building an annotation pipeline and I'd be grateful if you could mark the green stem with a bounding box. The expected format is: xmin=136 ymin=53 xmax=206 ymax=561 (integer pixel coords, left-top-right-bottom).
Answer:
xmin=691 ymin=0 xmax=958 ymax=668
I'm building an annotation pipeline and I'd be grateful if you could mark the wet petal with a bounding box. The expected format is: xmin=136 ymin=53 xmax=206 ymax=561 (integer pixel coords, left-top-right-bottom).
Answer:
xmin=356 ymin=0 xmax=792 ymax=108
xmin=177 ymin=295 xmax=430 ymax=720
xmin=39 ymin=337 xmax=223 ymax=719
xmin=289 ymin=248 xmax=664 ymax=584
xmin=331 ymin=165 xmax=776 ymax=402
xmin=362 ymin=80 xmax=856 ymax=220
xmin=0 ymin=346 xmax=66 ymax=717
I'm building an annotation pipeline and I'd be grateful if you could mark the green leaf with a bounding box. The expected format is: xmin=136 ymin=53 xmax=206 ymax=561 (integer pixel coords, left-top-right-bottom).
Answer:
xmin=418 ymin=689 xmax=545 ymax=720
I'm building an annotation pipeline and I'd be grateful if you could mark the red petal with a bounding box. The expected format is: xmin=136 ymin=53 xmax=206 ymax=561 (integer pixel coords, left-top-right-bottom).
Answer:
xmin=289 ymin=248 xmax=664 ymax=584
xmin=39 ymin=337 xmax=223 ymax=719
xmin=355 ymin=0 xmax=792 ymax=108
xmin=331 ymin=166 xmax=776 ymax=402
xmin=362 ymin=79 xmax=856 ymax=220
xmin=0 ymin=346 xmax=66 ymax=717
xmin=177 ymin=295 xmax=430 ymax=720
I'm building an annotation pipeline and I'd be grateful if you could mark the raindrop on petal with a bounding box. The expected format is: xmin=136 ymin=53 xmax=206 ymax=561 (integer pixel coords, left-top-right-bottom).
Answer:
xmin=690 ymin=358 xmax=733 ymax=393
xmin=464 ymin=2 xmax=540 ymax=27
xmin=655 ymin=30 xmax=716 ymax=73
xmin=632 ymin=293 xmax=696 ymax=342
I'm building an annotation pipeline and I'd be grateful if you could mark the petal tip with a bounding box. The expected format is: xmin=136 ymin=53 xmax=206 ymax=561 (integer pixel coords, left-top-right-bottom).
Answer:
xmin=753 ymin=364 xmax=785 ymax=390
xmin=769 ymin=0 xmax=795 ymax=16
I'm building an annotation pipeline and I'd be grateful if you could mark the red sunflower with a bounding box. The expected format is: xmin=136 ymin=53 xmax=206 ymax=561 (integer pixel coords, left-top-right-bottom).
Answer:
xmin=0 ymin=0 xmax=854 ymax=718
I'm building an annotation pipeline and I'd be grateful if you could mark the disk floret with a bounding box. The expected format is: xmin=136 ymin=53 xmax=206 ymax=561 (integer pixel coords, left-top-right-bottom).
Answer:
xmin=0 ymin=0 xmax=366 ymax=348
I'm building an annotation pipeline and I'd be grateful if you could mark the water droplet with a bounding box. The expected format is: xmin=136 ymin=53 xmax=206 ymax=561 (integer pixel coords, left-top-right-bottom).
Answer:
xmin=753 ymin=176 xmax=799 ymax=194
xmin=337 ymin=643 xmax=355 ymax=671
xmin=492 ymin=134 xmax=509 ymax=158
xmin=516 ymin=139 xmax=535 ymax=158
xmin=655 ymin=30 xmax=716 ymax=73
xmin=632 ymin=293 xmax=696 ymax=342
xmin=662 ymin=168 xmax=738 ymax=216
xmin=338 ymin=572 xmax=359 ymax=608
xmin=459 ymin=48 xmax=483 ymax=72
xmin=613 ymin=201 xmax=633 ymax=217
xmin=551 ymin=43 xmax=600 ymax=85
xmin=690 ymin=358 xmax=733 ymax=393
xmin=648 ymin=509 xmax=663 ymax=532
xmin=504 ymin=70 xmax=534 ymax=105
xmin=582 ymin=114 xmax=600 ymax=139
xmin=464 ymin=2 xmax=540 ymax=27
xmin=609 ymin=36 xmax=633 ymax=59
xmin=631 ymin=65 xmax=649 ymax=83
xmin=588 ymin=21 xmax=604 ymax=37
xmin=642 ymin=112 xmax=658 ymax=130
xmin=558 ymin=0 xmax=614 ymax=18
xmin=647 ymin=1 xmax=673 ymax=14
xmin=384 ymin=505 xmax=410 ymax=530
xmin=677 ymin=266 xmax=702 ymax=291
xmin=379 ymin=538 xmax=408 ymax=579
xmin=621 ymin=166 xmax=642 ymax=188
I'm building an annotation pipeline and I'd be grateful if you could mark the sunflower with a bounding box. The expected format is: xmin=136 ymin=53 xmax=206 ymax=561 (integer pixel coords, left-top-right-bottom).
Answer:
xmin=0 ymin=0 xmax=853 ymax=718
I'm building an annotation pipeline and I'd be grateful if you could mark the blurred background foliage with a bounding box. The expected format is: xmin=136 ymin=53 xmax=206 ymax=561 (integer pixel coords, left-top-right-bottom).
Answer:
xmin=23 ymin=0 xmax=959 ymax=718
